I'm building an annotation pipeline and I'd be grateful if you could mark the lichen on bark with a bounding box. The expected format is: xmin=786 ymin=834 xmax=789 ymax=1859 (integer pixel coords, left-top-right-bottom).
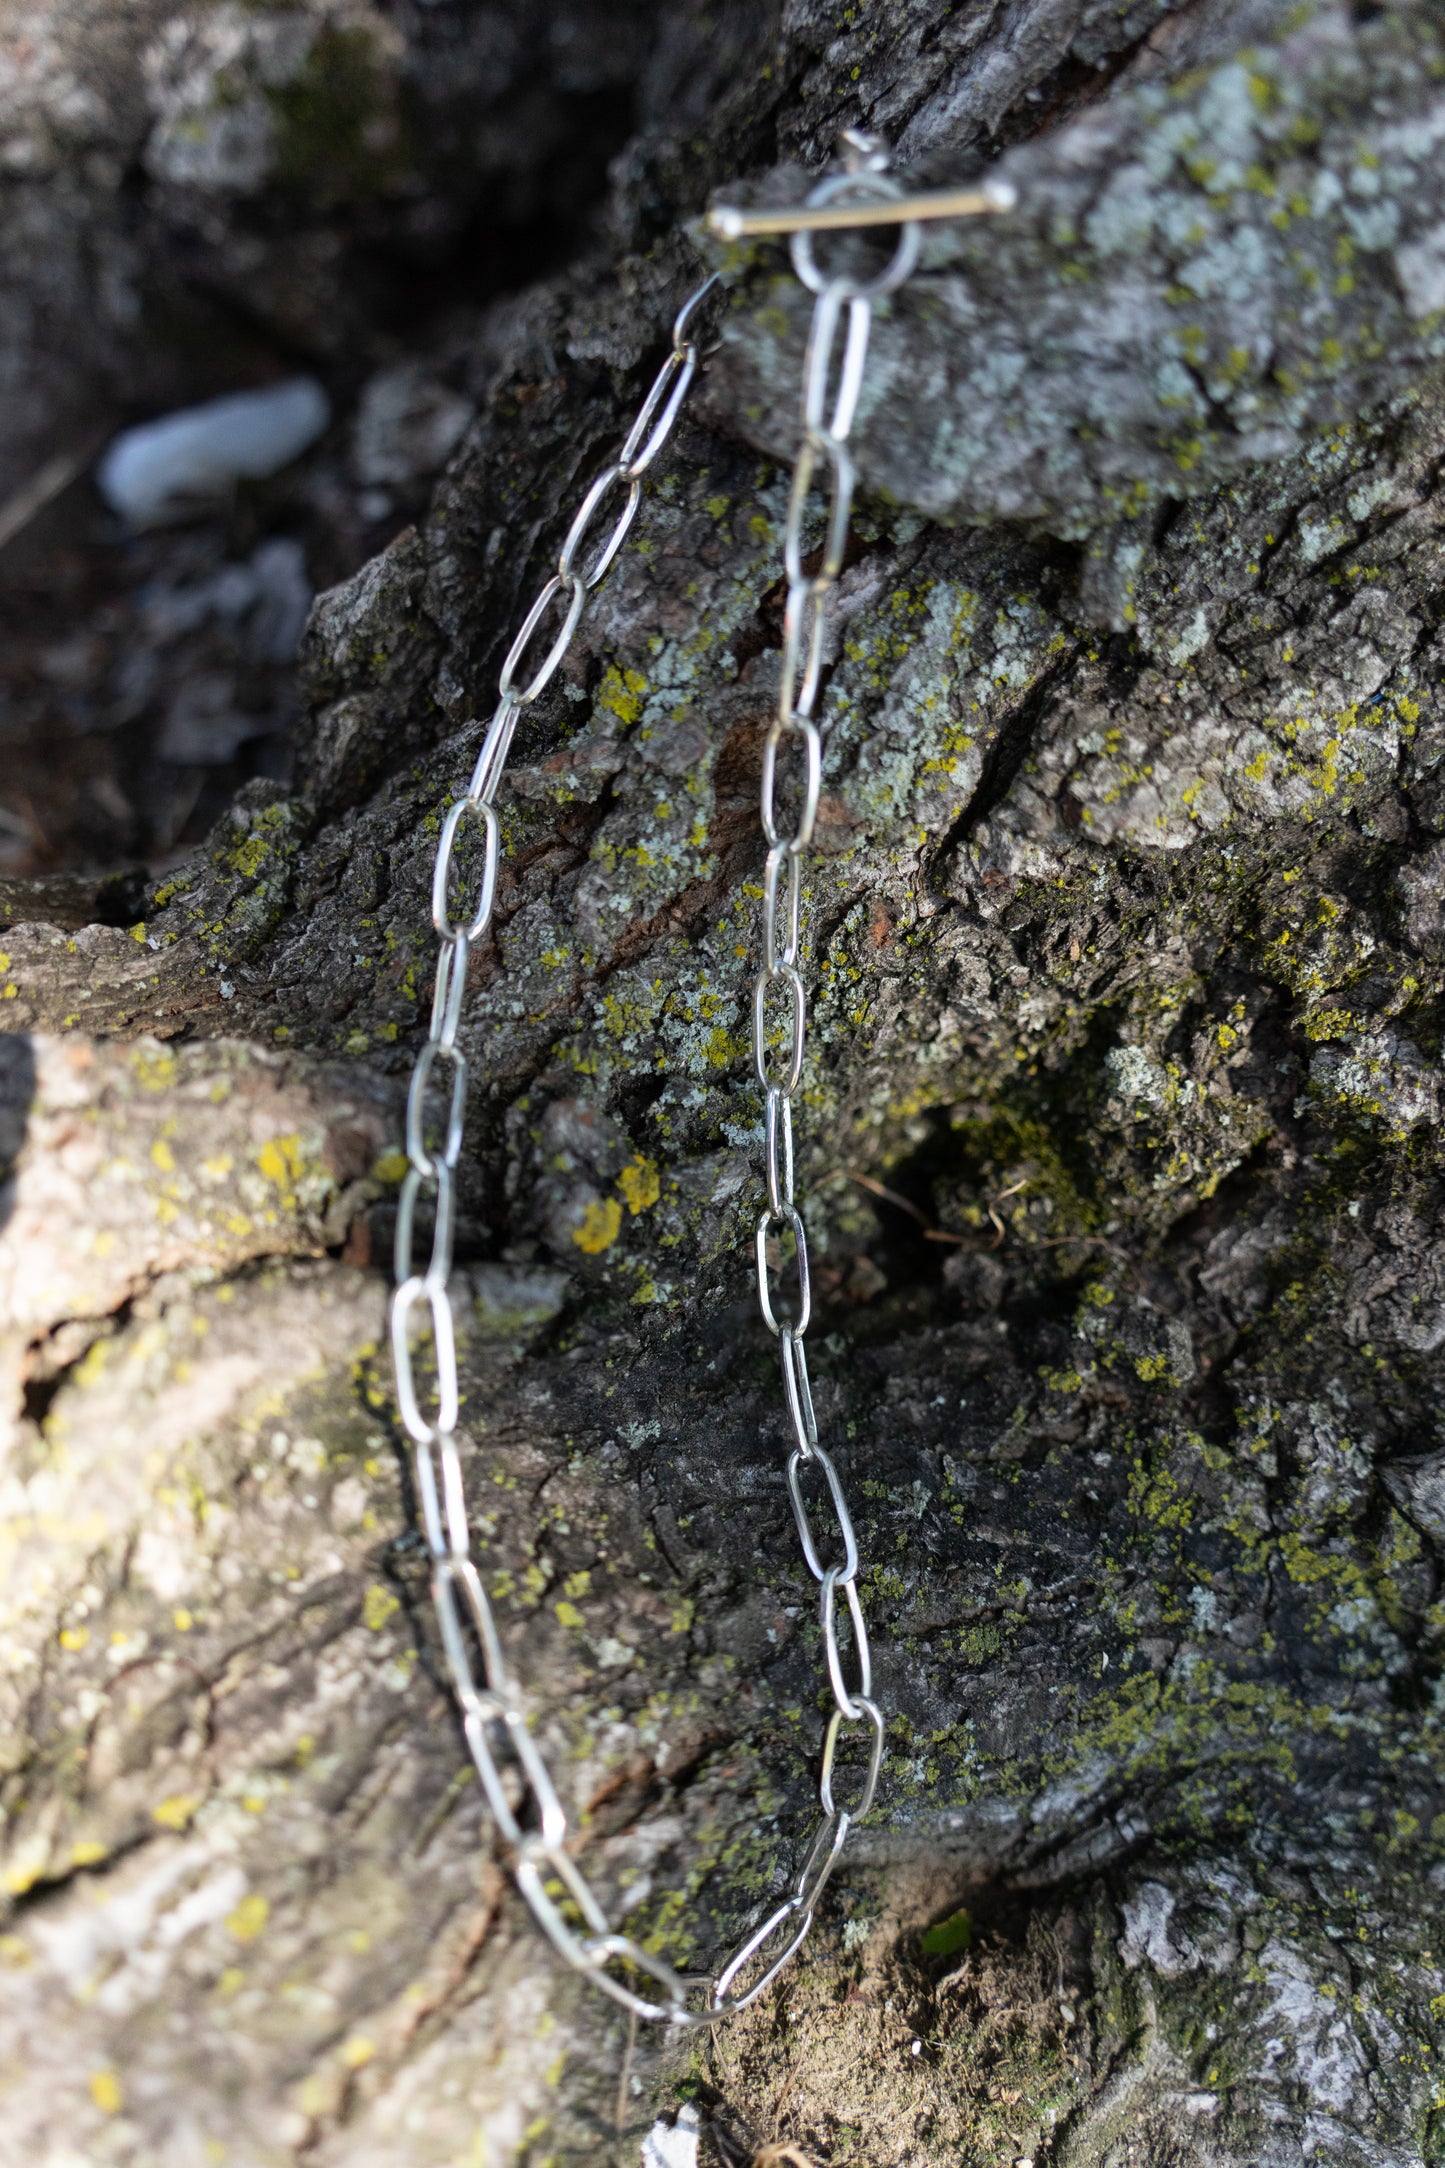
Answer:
xmin=5 ymin=0 xmax=1445 ymax=2163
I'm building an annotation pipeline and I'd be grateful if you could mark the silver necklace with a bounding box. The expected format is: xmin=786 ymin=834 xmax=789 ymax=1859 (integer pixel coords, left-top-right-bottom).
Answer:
xmin=389 ymin=136 xmax=1010 ymax=2026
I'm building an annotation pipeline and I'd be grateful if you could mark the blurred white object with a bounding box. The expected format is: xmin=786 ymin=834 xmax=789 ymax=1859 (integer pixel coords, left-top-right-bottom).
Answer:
xmin=640 ymin=2107 xmax=699 ymax=2168
xmin=97 ymin=379 xmax=330 ymax=527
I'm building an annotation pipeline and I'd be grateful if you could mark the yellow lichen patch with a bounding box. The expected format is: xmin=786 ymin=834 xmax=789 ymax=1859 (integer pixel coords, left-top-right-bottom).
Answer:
xmin=362 ymin=1584 xmax=399 ymax=1631
xmin=130 ymin=1046 xmax=178 ymax=1092
xmin=225 ymin=1893 xmax=269 ymax=1943
xmin=150 ymin=1138 xmax=175 ymax=1173
xmin=89 ymin=2070 xmax=124 ymax=2115
xmin=617 ymin=1156 xmax=660 ymax=1215
xmin=0 ymin=1935 xmax=30 ymax=1967
xmin=256 ymin=1134 xmax=305 ymax=1191
xmin=572 ymin=1197 xmax=622 ymax=1254
xmin=596 ymin=664 xmax=647 ymax=726
xmin=69 ymin=1841 xmax=107 ymax=1868
xmin=371 ymin=1150 xmax=408 ymax=1184
xmin=5 ymin=1848 xmax=46 ymax=1898
xmin=152 ymin=1793 xmax=202 ymax=1831
xmin=339 ymin=2035 xmax=375 ymax=2070
xmin=58 ymin=1625 xmax=89 ymax=1652
xmin=554 ymin=1601 xmax=584 ymax=1629
xmin=298 ymin=2076 xmax=334 ymax=2119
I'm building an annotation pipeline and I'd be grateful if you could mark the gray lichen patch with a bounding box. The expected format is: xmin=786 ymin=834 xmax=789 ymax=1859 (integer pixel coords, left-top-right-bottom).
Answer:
xmin=707 ymin=0 xmax=1445 ymax=546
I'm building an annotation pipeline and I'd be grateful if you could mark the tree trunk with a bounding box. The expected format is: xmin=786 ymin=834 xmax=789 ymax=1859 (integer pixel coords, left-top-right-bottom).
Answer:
xmin=3 ymin=2 xmax=1445 ymax=2163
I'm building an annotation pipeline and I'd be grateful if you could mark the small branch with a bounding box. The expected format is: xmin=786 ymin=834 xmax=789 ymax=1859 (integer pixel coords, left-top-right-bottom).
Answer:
xmin=614 ymin=2007 xmax=637 ymax=2137
xmin=0 ymin=428 xmax=107 ymax=554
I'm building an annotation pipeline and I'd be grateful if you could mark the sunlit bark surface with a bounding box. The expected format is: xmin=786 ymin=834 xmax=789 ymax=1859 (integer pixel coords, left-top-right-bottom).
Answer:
xmin=3 ymin=2 xmax=1445 ymax=2162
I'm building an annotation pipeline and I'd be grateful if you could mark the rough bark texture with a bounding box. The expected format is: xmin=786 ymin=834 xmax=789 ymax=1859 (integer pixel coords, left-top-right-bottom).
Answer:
xmin=0 ymin=0 xmax=698 ymax=492
xmin=4 ymin=1 xmax=1445 ymax=2164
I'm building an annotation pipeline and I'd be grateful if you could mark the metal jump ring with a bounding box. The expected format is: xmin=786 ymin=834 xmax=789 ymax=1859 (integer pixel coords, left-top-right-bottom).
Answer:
xmin=791 ymin=173 xmax=921 ymax=298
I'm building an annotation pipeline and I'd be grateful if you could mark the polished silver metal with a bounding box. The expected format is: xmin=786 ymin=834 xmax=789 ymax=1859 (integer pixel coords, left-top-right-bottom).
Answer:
xmin=784 ymin=432 xmax=856 ymax=588
xmin=467 ymin=701 xmax=518 ymax=804
xmin=394 ymin=1162 xmax=454 ymax=1287
xmin=388 ymin=271 xmax=751 ymax=2032
xmin=413 ymin=1439 xmax=450 ymax=1558
xmin=720 ymin=142 xmax=926 ymax=2012
xmin=429 ymin=933 xmax=470 ymax=1051
xmin=820 ymin=1697 xmax=885 ymax=1820
xmin=785 ymin=1445 xmax=859 ymax=1583
xmin=558 ymin=462 xmax=642 ymax=589
xmin=433 ymin=1555 xmax=501 ymax=1702
xmin=764 ymin=1085 xmax=795 ymax=1214
xmin=498 ymin=572 xmax=587 ymax=706
xmin=391 ymin=1276 xmax=458 ymax=1442
xmin=463 ymin=1702 xmax=526 ymax=1845
xmin=405 ymin=1039 xmax=466 ymax=1175
xmin=412 ymin=1427 xmax=471 ymax=1561
xmin=387 ymin=138 xmax=1008 ymax=2027
xmin=752 ymin=965 xmax=807 ymax=1096
xmin=760 ymin=716 xmax=821 ymax=847
xmin=792 ymin=1807 xmax=850 ymax=1915
xmin=778 ymin=582 xmax=827 ymax=726
xmin=756 ymin=1204 xmax=813 ymax=1338
xmin=762 ymin=842 xmax=803 ymax=975
xmin=791 ymin=171 xmax=921 ymax=299
xmin=709 ymin=1897 xmax=816 ymax=2013
xmin=803 ymin=284 xmax=872 ymax=442
xmin=821 ymin=1566 xmax=872 ymax=1716
xmin=780 ymin=1326 xmax=818 ymax=1454
xmin=432 ymin=798 xmax=499 ymax=944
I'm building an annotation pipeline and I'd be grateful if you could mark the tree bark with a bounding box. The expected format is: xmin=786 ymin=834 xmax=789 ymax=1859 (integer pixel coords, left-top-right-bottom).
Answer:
xmin=3 ymin=2 xmax=1445 ymax=2164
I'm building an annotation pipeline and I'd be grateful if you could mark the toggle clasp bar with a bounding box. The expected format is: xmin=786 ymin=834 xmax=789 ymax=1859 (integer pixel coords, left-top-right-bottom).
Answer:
xmin=707 ymin=179 xmax=1016 ymax=241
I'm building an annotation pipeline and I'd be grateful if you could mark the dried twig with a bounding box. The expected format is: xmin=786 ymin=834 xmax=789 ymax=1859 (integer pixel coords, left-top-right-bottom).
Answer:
xmin=835 ymin=1168 xmax=1133 ymax=1269
xmin=834 ymin=1167 xmax=966 ymax=1244
xmin=614 ymin=2007 xmax=637 ymax=2137
xmin=985 ymin=1175 xmax=1029 ymax=1247
xmin=835 ymin=1164 xmax=1033 ymax=1248
xmin=0 ymin=448 xmax=86 ymax=553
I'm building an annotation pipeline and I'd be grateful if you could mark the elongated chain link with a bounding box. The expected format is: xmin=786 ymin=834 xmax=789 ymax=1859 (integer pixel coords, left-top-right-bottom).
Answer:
xmin=390 ymin=153 xmax=922 ymax=2030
